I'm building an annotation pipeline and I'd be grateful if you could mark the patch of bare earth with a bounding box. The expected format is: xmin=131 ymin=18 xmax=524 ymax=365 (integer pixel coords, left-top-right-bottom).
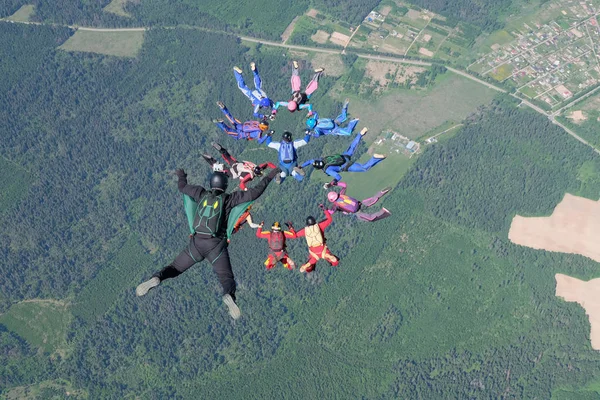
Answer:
xmin=508 ymin=193 xmax=600 ymax=263
xmin=281 ymin=16 xmax=299 ymax=43
xmin=306 ymin=8 xmax=319 ymax=18
xmin=379 ymin=5 xmax=392 ymax=17
xmin=566 ymin=110 xmax=587 ymax=123
xmin=312 ymin=53 xmax=345 ymax=77
xmin=330 ymin=31 xmax=350 ymax=46
xmin=556 ymin=274 xmax=600 ymax=350
xmin=365 ymin=61 xmax=425 ymax=87
xmin=312 ymin=30 xmax=330 ymax=44
xmin=395 ymin=66 xmax=426 ymax=84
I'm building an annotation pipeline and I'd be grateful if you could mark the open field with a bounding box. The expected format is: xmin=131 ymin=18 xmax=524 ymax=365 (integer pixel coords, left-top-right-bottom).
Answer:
xmin=0 ymin=300 xmax=71 ymax=354
xmin=556 ymin=274 xmax=600 ymax=350
xmin=509 ymin=194 xmax=600 ymax=263
xmin=4 ymin=380 xmax=87 ymax=400
xmin=334 ymin=73 xmax=497 ymax=140
xmin=4 ymin=4 xmax=34 ymax=22
xmin=103 ymin=0 xmax=132 ymax=18
xmin=59 ymin=30 xmax=145 ymax=58
xmin=0 ymin=157 xmax=33 ymax=215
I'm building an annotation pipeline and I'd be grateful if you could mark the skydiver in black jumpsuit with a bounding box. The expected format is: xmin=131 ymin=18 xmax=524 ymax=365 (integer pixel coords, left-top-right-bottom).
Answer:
xmin=136 ymin=167 xmax=280 ymax=319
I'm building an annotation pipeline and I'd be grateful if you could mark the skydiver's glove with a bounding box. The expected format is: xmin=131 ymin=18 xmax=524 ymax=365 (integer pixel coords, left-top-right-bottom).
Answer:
xmin=267 ymin=167 xmax=282 ymax=180
xmin=270 ymin=110 xmax=277 ymax=120
xmin=307 ymin=111 xmax=314 ymax=117
xmin=285 ymin=221 xmax=294 ymax=229
xmin=304 ymin=129 xmax=311 ymax=135
xmin=331 ymin=180 xmax=338 ymax=186
xmin=175 ymin=169 xmax=187 ymax=179
xmin=323 ymin=182 xmax=331 ymax=189
xmin=319 ymin=204 xmax=325 ymax=210
xmin=267 ymin=130 xmax=275 ymax=137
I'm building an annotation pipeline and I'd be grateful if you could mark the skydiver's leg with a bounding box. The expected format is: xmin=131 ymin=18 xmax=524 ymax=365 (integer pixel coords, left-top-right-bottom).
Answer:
xmin=347 ymin=156 xmax=385 ymax=173
xmin=300 ymin=260 xmax=316 ymax=273
xmin=304 ymin=69 xmax=324 ymax=97
xmin=334 ymin=99 xmax=350 ymax=124
xmin=234 ymin=69 xmax=254 ymax=102
xmin=322 ymin=247 xmax=339 ymax=266
xmin=335 ymin=118 xmax=359 ymax=136
xmin=264 ymin=254 xmax=277 ymax=270
xmin=259 ymin=162 xmax=277 ymax=170
xmin=252 ymin=66 xmax=263 ymax=91
xmin=219 ymin=105 xmax=237 ymax=126
xmin=343 ymin=132 xmax=364 ymax=157
xmin=239 ymin=173 xmax=252 ymax=191
xmin=219 ymin=148 xmax=237 ymax=165
xmin=202 ymin=154 xmax=219 ymax=167
xmin=356 ymin=208 xmax=391 ymax=222
xmin=291 ymin=62 xmax=301 ymax=92
xmin=360 ymin=187 xmax=392 ymax=207
xmin=281 ymin=254 xmax=295 ymax=270
xmin=215 ymin=121 xmax=242 ymax=139
xmin=291 ymin=165 xmax=305 ymax=182
xmin=204 ymin=238 xmax=236 ymax=299
xmin=153 ymin=238 xmax=204 ymax=282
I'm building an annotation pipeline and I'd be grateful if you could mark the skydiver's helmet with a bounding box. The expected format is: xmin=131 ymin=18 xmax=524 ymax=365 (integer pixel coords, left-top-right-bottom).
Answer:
xmin=312 ymin=159 xmax=325 ymax=169
xmin=272 ymin=221 xmax=282 ymax=231
xmin=306 ymin=216 xmax=317 ymax=226
xmin=306 ymin=117 xmax=317 ymax=130
xmin=259 ymin=121 xmax=269 ymax=131
xmin=327 ymin=192 xmax=339 ymax=203
xmin=253 ymin=166 xmax=263 ymax=176
xmin=282 ymin=131 xmax=293 ymax=143
xmin=210 ymin=172 xmax=228 ymax=192
xmin=259 ymin=98 xmax=272 ymax=108
xmin=287 ymin=102 xmax=298 ymax=112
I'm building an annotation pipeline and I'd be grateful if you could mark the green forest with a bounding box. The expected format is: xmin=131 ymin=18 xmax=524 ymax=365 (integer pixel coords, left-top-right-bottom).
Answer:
xmin=2 ymin=5 xmax=600 ymax=399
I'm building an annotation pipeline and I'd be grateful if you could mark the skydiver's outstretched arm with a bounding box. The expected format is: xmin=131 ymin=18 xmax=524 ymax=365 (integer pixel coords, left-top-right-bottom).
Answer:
xmin=273 ymin=101 xmax=288 ymax=111
xmin=267 ymin=140 xmax=281 ymax=150
xmin=293 ymin=137 xmax=309 ymax=149
xmin=300 ymin=159 xmax=315 ymax=169
xmin=336 ymin=181 xmax=348 ymax=196
xmin=227 ymin=168 xmax=281 ymax=207
xmin=256 ymin=225 xmax=271 ymax=239
xmin=176 ymin=169 xmax=206 ymax=201
xmin=298 ymin=103 xmax=313 ymax=113
xmin=325 ymin=166 xmax=343 ymax=182
xmin=246 ymin=214 xmax=260 ymax=229
xmin=318 ymin=206 xmax=334 ymax=230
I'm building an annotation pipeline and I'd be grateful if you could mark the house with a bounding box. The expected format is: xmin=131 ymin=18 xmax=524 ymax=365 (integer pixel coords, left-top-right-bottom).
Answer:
xmin=406 ymin=141 xmax=417 ymax=152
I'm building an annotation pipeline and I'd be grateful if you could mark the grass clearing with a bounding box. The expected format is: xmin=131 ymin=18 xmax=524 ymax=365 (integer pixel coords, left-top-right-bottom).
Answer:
xmin=103 ymin=0 xmax=132 ymax=18
xmin=59 ymin=30 xmax=145 ymax=58
xmin=4 ymin=4 xmax=35 ymax=22
xmin=334 ymin=73 xmax=497 ymax=140
xmin=480 ymin=30 xmax=513 ymax=51
xmin=4 ymin=380 xmax=88 ymax=400
xmin=489 ymin=63 xmax=514 ymax=81
xmin=0 ymin=157 xmax=33 ymax=215
xmin=0 ymin=300 xmax=71 ymax=355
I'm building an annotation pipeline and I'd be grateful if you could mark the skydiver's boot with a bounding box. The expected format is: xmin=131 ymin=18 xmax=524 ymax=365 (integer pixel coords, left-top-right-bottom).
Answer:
xmin=136 ymin=277 xmax=160 ymax=297
xmin=314 ymin=67 xmax=325 ymax=73
xmin=374 ymin=154 xmax=386 ymax=159
xmin=275 ymin=172 xmax=283 ymax=184
xmin=212 ymin=142 xmax=226 ymax=153
xmin=250 ymin=62 xmax=256 ymax=71
xmin=202 ymin=153 xmax=218 ymax=166
xmin=212 ymin=119 xmax=224 ymax=124
xmin=233 ymin=66 xmax=242 ymax=74
xmin=293 ymin=166 xmax=305 ymax=176
xmin=223 ymin=294 xmax=241 ymax=320
xmin=360 ymin=127 xmax=368 ymax=136
xmin=293 ymin=60 xmax=299 ymax=69
xmin=216 ymin=101 xmax=226 ymax=110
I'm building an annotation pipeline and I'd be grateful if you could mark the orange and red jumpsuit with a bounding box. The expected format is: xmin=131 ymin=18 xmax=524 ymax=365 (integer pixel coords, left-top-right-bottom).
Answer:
xmin=255 ymin=227 xmax=297 ymax=270
xmin=295 ymin=210 xmax=338 ymax=273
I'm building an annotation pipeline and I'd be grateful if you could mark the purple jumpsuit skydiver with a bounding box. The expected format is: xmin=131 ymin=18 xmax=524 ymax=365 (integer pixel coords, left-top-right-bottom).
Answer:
xmin=299 ymin=129 xmax=386 ymax=186
xmin=272 ymin=61 xmax=324 ymax=115
xmin=306 ymin=99 xmax=359 ymax=137
xmin=233 ymin=64 xmax=274 ymax=119
xmin=213 ymin=101 xmax=270 ymax=144
xmin=326 ymin=181 xmax=391 ymax=222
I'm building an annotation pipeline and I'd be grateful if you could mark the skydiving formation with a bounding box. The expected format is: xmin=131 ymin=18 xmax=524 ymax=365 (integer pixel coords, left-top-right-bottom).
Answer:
xmin=138 ymin=59 xmax=394 ymax=320
xmin=299 ymin=128 xmax=386 ymax=188
xmin=272 ymin=61 xmax=324 ymax=115
xmin=305 ymin=99 xmax=359 ymax=137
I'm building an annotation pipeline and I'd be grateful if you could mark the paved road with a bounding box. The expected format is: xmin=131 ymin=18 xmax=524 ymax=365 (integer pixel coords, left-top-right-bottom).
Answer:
xmin=2 ymin=18 xmax=599 ymax=153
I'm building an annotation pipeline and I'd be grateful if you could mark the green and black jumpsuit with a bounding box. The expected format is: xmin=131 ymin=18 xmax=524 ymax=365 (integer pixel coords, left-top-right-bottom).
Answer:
xmin=153 ymin=170 xmax=278 ymax=300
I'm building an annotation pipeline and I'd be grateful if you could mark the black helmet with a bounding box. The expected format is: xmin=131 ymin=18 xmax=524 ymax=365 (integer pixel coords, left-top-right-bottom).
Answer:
xmin=313 ymin=159 xmax=325 ymax=169
xmin=210 ymin=172 xmax=228 ymax=192
xmin=253 ymin=166 xmax=263 ymax=176
xmin=282 ymin=131 xmax=293 ymax=142
xmin=306 ymin=216 xmax=317 ymax=226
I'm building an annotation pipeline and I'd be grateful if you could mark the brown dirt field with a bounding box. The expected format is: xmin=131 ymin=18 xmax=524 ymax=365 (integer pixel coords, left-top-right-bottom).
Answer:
xmin=395 ymin=66 xmax=426 ymax=84
xmin=311 ymin=30 xmax=330 ymax=44
xmin=555 ymin=274 xmax=600 ymax=350
xmin=306 ymin=8 xmax=319 ymax=18
xmin=330 ymin=31 xmax=350 ymax=46
xmin=419 ymin=47 xmax=434 ymax=57
xmin=281 ymin=16 xmax=299 ymax=43
xmin=380 ymin=5 xmax=392 ymax=17
xmin=365 ymin=61 xmax=397 ymax=86
xmin=566 ymin=110 xmax=587 ymax=123
xmin=311 ymin=53 xmax=345 ymax=77
xmin=381 ymin=43 xmax=406 ymax=55
xmin=508 ymin=193 xmax=600 ymax=263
